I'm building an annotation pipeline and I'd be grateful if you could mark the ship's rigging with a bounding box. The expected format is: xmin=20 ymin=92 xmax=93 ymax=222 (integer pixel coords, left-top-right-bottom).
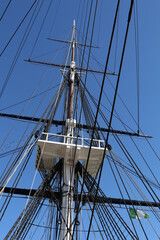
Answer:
xmin=0 ymin=0 xmax=160 ymax=239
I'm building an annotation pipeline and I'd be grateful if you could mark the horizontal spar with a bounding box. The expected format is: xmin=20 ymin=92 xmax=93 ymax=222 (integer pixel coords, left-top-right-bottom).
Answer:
xmin=0 ymin=112 xmax=152 ymax=138
xmin=2 ymin=187 xmax=159 ymax=207
xmin=24 ymin=59 xmax=118 ymax=76
xmin=47 ymin=37 xmax=99 ymax=48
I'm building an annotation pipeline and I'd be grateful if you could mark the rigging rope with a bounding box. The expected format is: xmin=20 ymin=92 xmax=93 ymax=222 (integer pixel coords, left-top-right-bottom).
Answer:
xmin=134 ymin=0 xmax=140 ymax=134
xmin=77 ymin=162 xmax=138 ymax=239
xmin=80 ymin=72 xmax=160 ymax=207
xmin=0 ymin=0 xmax=41 ymax=98
xmin=0 ymin=0 xmax=12 ymax=22
xmin=29 ymin=0 xmax=53 ymax=58
xmin=0 ymin=83 xmax=59 ymax=112
xmin=0 ymin=137 xmax=37 ymax=199
xmin=0 ymin=0 xmax=39 ymax=57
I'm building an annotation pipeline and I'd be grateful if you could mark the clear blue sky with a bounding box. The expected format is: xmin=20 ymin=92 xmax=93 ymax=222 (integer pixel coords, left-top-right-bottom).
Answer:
xmin=0 ymin=0 xmax=160 ymax=239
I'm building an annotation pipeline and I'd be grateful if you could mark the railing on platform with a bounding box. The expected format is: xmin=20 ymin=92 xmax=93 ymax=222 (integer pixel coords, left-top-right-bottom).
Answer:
xmin=41 ymin=132 xmax=105 ymax=148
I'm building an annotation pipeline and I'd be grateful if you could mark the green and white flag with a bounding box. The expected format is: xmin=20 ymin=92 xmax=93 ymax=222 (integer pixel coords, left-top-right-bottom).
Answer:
xmin=129 ymin=208 xmax=149 ymax=219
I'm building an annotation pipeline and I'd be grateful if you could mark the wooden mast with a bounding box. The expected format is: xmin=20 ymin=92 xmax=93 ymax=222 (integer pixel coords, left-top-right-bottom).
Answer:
xmin=68 ymin=19 xmax=75 ymax=119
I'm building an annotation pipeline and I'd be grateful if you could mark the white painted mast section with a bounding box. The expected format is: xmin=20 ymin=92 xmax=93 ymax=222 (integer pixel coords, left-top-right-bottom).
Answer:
xmin=61 ymin=19 xmax=76 ymax=240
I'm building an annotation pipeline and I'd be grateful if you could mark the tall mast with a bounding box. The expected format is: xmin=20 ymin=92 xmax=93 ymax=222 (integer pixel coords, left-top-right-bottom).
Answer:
xmin=34 ymin=19 xmax=108 ymax=240
xmin=61 ymin=20 xmax=76 ymax=240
